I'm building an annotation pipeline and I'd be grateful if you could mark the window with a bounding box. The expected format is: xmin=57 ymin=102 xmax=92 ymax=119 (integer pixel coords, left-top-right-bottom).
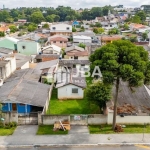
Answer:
xmin=74 ymin=56 xmax=78 ymax=60
xmin=22 ymin=46 xmax=26 ymax=49
xmin=52 ymin=27 xmax=56 ymax=30
xmin=73 ymin=64 xmax=76 ymax=68
xmin=60 ymin=41 xmax=62 ymax=43
xmin=53 ymin=41 xmax=56 ymax=43
xmin=66 ymin=27 xmax=70 ymax=30
xmin=81 ymin=64 xmax=85 ymax=67
xmin=72 ymin=88 xmax=78 ymax=93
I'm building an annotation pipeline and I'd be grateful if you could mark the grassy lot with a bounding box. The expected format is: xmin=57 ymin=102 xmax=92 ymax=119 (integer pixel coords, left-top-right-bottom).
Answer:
xmin=37 ymin=125 xmax=68 ymax=135
xmin=47 ymin=89 xmax=99 ymax=114
xmin=0 ymin=127 xmax=16 ymax=136
xmin=89 ymin=124 xmax=150 ymax=134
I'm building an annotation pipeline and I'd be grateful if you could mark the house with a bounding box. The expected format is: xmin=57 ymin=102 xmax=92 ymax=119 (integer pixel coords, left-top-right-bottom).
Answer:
xmin=14 ymin=53 xmax=31 ymax=70
xmin=59 ymin=59 xmax=90 ymax=71
xmin=18 ymin=19 xmax=27 ymax=23
xmin=0 ymin=26 xmax=10 ymax=34
xmin=35 ymin=59 xmax=59 ymax=84
xmin=0 ymin=69 xmax=51 ymax=114
xmin=17 ymin=40 xmax=41 ymax=56
xmin=73 ymin=35 xmax=92 ymax=43
xmin=0 ymin=47 xmax=13 ymax=55
xmin=0 ymin=37 xmax=19 ymax=50
xmin=72 ymin=20 xmax=79 ymax=27
xmin=56 ymin=68 xmax=86 ymax=99
xmin=50 ymin=23 xmax=72 ymax=36
xmin=0 ymin=54 xmax=16 ymax=80
xmin=48 ymin=35 xmax=68 ymax=48
xmin=35 ymin=54 xmax=60 ymax=62
xmin=42 ymin=45 xmax=61 ymax=55
xmin=65 ymin=45 xmax=89 ymax=60
xmin=101 ymin=35 xmax=123 ymax=45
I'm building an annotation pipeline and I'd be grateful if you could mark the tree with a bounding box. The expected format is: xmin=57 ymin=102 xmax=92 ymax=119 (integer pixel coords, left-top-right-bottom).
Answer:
xmin=78 ymin=43 xmax=86 ymax=49
xmin=93 ymin=27 xmax=104 ymax=34
xmin=0 ymin=31 xmax=5 ymax=37
xmin=142 ymin=32 xmax=148 ymax=41
xmin=43 ymin=23 xmax=49 ymax=28
xmin=123 ymin=23 xmax=129 ymax=30
xmin=85 ymin=81 xmax=111 ymax=112
xmin=27 ymin=23 xmax=37 ymax=32
xmin=108 ymin=28 xmax=119 ymax=35
xmin=30 ymin=11 xmax=45 ymax=24
xmin=136 ymin=11 xmax=146 ymax=22
xmin=46 ymin=15 xmax=54 ymax=22
xmin=90 ymin=40 xmax=150 ymax=130
xmin=9 ymin=25 xmax=18 ymax=33
xmin=72 ymin=27 xmax=76 ymax=32
xmin=131 ymin=15 xmax=141 ymax=24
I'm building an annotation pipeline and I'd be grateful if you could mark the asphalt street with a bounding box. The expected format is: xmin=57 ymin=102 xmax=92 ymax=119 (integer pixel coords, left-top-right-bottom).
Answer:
xmin=2 ymin=145 xmax=150 ymax=150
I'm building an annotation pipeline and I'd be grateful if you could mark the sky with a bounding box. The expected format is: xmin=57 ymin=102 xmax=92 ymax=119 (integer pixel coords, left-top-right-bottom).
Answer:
xmin=0 ymin=0 xmax=149 ymax=9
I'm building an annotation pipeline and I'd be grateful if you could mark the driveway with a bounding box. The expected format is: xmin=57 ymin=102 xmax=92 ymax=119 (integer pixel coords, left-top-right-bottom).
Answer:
xmin=12 ymin=125 xmax=38 ymax=136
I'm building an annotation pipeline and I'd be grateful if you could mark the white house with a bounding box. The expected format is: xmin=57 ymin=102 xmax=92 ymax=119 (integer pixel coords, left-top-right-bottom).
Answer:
xmin=73 ymin=35 xmax=92 ymax=43
xmin=42 ymin=45 xmax=61 ymax=55
xmin=56 ymin=68 xmax=86 ymax=99
xmin=0 ymin=55 xmax=16 ymax=80
xmin=50 ymin=23 xmax=72 ymax=36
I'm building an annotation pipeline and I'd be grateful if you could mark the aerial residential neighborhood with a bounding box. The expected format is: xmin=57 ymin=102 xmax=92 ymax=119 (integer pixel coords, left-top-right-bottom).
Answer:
xmin=0 ymin=2 xmax=150 ymax=150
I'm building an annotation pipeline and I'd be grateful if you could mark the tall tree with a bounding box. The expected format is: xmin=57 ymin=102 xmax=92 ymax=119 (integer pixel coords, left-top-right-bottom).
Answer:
xmin=30 ymin=11 xmax=45 ymax=24
xmin=90 ymin=40 xmax=150 ymax=130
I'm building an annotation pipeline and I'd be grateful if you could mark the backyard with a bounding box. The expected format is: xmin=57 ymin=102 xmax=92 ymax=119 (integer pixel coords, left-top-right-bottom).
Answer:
xmin=47 ymin=88 xmax=100 ymax=114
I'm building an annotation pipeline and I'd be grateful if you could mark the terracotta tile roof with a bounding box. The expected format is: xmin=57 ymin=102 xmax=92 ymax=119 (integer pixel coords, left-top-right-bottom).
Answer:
xmin=37 ymin=33 xmax=48 ymax=38
xmin=66 ymin=50 xmax=89 ymax=56
xmin=0 ymin=26 xmax=9 ymax=32
xmin=130 ymin=23 xmax=146 ymax=29
xmin=101 ymin=35 xmax=123 ymax=41
xmin=50 ymin=36 xmax=68 ymax=42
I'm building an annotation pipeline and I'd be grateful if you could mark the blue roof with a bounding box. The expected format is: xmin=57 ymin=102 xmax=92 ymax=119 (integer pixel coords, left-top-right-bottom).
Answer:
xmin=72 ymin=21 xmax=79 ymax=25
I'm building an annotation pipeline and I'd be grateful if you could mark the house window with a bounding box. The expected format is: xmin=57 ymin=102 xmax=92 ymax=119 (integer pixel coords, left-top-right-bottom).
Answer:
xmin=74 ymin=56 xmax=78 ymax=60
xmin=53 ymin=41 xmax=56 ymax=43
xmin=72 ymin=88 xmax=78 ymax=93
xmin=73 ymin=64 xmax=76 ymax=68
xmin=81 ymin=64 xmax=85 ymax=67
xmin=22 ymin=46 xmax=26 ymax=49
xmin=60 ymin=41 xmax=62 ymax=43
xmin=66 ymin=27 xmax=70 ymax=30
xmin=52 ymin=27 xmax=56 ymax=30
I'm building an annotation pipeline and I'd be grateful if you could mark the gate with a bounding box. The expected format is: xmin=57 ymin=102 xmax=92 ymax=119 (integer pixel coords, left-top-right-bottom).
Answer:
xmin=18 ymin=112 xmax=38 ymax=125
xmin=70 ymin=115 xmax=88 ymax=125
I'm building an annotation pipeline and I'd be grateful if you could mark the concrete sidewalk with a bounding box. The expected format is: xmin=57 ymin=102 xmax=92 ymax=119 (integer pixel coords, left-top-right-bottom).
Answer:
xmin=0 ymin=125 xmax=150 ymax=147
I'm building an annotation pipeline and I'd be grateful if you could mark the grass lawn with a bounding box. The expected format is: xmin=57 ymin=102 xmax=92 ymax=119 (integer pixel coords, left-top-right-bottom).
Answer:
xmin=89 ymin=124 xmax=150 ymax=134
xmin=47 ymin=89 xmax=100 ymax=114
xmin=37 ymin=125 xmax=68 ymax=135
xmin=0 ymin=127 xmax=16 ymax=136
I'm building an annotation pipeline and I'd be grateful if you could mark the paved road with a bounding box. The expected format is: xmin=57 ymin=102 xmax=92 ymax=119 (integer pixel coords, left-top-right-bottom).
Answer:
xmin=3 ymin=145 xmax=150 ymax=150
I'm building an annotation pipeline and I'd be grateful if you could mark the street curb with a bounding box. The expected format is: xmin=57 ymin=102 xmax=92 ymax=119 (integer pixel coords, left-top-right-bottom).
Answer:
xmin=1 ymin=143 xmax=150 ymax=148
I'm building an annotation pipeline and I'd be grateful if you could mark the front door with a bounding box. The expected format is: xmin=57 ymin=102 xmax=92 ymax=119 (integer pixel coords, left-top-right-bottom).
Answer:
xmin=12 ymin=103 xmax=17 ymax=111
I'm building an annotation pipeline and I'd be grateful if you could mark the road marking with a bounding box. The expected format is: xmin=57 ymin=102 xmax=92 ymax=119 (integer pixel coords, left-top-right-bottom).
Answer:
xmin=135 ymin=145 xmax=150 ymax=149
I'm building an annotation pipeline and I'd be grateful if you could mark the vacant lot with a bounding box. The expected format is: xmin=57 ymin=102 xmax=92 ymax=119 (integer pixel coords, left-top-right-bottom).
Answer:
xmin=47 ymin=89 xmax=99 ymax=114
xmin=89 ymin=124 xmax=150 ymax=134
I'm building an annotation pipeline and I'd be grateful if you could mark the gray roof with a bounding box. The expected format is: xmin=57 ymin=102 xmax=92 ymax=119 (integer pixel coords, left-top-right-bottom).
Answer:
xmin=0 ymin=69 xmax=50 ymax=107
xmin=65 ymin=45 xmax=85 ymax=52
xmin=35 ymin=59 xmax=59 ymax=70
xmin=0 ymin=47 xmax=13 ymax=54
xmin=73 ymin=31 xmax=95 ymax=37
xmin=110 ymin=80 xmax=150 ymax=114
xmin=59 ymin=60 xmax=90 ymax=67
xmin=14 ymin=53 xmax=31 ymax=69
xmin=56 ymin=68 xmax=86 ymax=88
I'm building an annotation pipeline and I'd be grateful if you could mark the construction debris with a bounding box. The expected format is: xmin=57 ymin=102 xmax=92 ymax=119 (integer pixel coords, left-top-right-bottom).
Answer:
xmin=53 ymin=120 xmax=70 ymax=131
xmin=114 ymin=124 xmax=124 ymax=132
xmin=109 ymin=103 xmax=136 ymax=114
